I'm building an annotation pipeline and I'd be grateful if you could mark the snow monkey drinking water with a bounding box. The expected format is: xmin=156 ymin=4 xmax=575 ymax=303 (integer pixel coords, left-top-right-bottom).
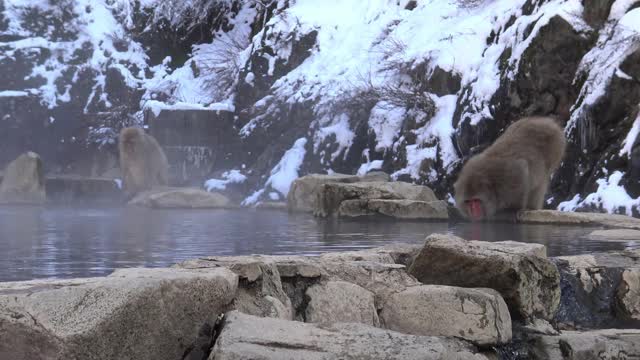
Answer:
xmin=118 ymin=127 xmax=169 ymax=199
xmin=454 ymin=117 xmax=566 ymax=221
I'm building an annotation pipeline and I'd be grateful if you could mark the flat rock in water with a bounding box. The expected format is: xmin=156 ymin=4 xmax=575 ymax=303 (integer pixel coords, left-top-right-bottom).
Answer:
xmin=518 ymin=210 xmax=640 ymax=230
xmin=128 ymin=187 xmax=231 ymax=208
xmin=408 ymin=234 xmax=560 ymax=320
xmin=0 ymin=152 xmax=45 ymax=204
xmin=529 ymin=329 xmax=640 ymax=360
xmin=314 ymin=181 xmax=438 ymax=217
xmin=210 ymin=311 xmax=491 ymax=360
xmin=587 ymin=228 xmax=640 ymax=241
xmin=380 ymin=285 xmax=512 ymax=346
xmin=253 ymin=201 xmax=287 ymax=210
xmin=338 ymin=199 xmax=449 ymax=220
xmin=0 ymin=268 xmax=238 ymax=360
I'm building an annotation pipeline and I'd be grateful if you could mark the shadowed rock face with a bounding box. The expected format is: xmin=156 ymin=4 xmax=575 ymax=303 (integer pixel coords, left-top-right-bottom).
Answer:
xmin=0 ymin=152 xmax=45 ymax=204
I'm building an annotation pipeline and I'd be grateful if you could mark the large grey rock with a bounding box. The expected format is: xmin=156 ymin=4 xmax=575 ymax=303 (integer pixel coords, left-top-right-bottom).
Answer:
xmin=529 ymin=329 xmax=640 ymax=360
xmin=518 ymin=210 xmax=640 ymax=230
xmin=287 ymin=173 xmax=362 ymax=212
xmin=381 ymin=285 xmax=511 ymax=345
xmin=128 ymin=187 xmax=232 ymax=208
xmin=210 ymin=311 xmax=492 ymax=360
xmin=175 ymin=255 xmax=293 ymax=320
xmin=286 ymin=173 xmax=392 ymax=212
xmin=553 ymin=250 xmax=640 ymax=328
xmin=0 ymin=268 xmax=238 ymax=360
xmin=321 ymin=260 xmax=421 ymax=309
xmin=338 ymin=199 xmax=449 ymax=220
xmin=319 ymin=243 xmax=422 ymax=266
xmin=409 ymin=234 xmax=560 ymax=320
xmin=0 ymin=152 xmax=45 ymax=204
xmin=315 ymin=181 xmax=438 ymax=217
xmin=305 ymin=281 xmax=378 ymax=326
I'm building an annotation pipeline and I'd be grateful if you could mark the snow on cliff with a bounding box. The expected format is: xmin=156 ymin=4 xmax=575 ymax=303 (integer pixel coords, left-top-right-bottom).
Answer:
xmin=3 ymin=0 xmax=640 ymax=214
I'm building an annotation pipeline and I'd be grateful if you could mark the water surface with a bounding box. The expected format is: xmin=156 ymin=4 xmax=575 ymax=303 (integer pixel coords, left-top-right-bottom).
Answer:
xmin=0 ymin=206 xmax=634 ymax=282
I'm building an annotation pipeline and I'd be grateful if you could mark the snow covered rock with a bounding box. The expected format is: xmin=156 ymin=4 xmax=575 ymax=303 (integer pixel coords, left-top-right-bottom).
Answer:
xmin=0 ymin=152 xmax=45 ymax=204
xmin=409 ymin=234 xmax=560 ymax=321
xmin=0 ymin=267 xmax=238 ymax=360
xmin=380 ymin=285 xmax=512 ymax=346
xmin=210 ymin=311 xmax=492 ymax=360
xmin=314 ymin=181 xmax=438 ymax=217
xmin=128 ymin=187 xmax=232 ymax=208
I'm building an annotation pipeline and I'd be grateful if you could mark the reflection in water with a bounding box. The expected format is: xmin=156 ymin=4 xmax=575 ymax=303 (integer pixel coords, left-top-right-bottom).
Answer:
xmin=0 ymin=206 xmax=629 ymax=281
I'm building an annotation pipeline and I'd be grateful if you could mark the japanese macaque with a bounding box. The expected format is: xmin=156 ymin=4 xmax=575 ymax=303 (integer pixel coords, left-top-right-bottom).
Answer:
xmin=118 ymin=127 xmax=169 ymax=199
xmin=454 ymin=116 xmax=566 ymax=221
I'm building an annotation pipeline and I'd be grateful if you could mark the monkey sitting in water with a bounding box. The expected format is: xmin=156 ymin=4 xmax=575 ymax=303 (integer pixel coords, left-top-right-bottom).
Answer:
xmin=454 ymin=116 xmax=566 ymax=221
xmin=118 ymin=127 xmax=169 ymax=199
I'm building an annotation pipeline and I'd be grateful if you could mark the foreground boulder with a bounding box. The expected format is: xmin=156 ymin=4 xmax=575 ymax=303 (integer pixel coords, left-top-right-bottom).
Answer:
xmin=314 ymin=181 xmax=439 ymax=217
xmin=380 ymin=285 xmax=512 ymax=345
xmin=518 ymin=210 xmax=640 ymax=230
xmin=0 ymin=268 xmax=238 ymax=360
xmin=0 ymin=152 xmax=46 ymax=204
xmin=305 ymin=281 xmax=379 ymax=326
xmin=338 ymin=199 xmax=449 ymax=220
xmin=287 ymin=173 xmax=390 ymax=212
xmin=553 ymin=250 xmax=640 ymax=328
xmin=128 ymin=187 xmax=232 ymax=208
xmin=210 ymin=311 xmax=492 ymax=360
xmin=529 ymin=329 xmax=640 ymax=359
xmin=409 ymin=234 xmax=560 ymax=320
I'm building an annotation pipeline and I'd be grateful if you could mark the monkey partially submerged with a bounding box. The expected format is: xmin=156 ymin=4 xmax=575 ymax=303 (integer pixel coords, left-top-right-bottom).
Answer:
xmin=454 ymin=117 xmax=566 ymax=221
xmin=118 ymin=127 xmax=169 ymax=199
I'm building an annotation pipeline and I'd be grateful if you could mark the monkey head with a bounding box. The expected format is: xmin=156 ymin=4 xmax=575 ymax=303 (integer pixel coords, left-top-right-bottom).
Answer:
xmin=453 ymin=156 xmax=498 ymax=221
xmin=119 ymin=127 xmax=144 ymax=150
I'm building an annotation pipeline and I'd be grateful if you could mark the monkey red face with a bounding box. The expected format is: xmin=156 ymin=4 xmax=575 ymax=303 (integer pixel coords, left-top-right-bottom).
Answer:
xmin=465 ymin=198 xmax=484 ymax=221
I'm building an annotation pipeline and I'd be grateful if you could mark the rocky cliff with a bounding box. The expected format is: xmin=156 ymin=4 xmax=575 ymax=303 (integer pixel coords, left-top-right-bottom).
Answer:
xmin=1 ymin=0 xmax=639 ymax=213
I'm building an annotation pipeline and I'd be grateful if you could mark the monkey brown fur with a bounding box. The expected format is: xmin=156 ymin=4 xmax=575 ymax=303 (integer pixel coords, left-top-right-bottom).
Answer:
xmin=118 ymin=127 xmax=169 ymax=198
xmin=454 ymin=116 xmax=566 ymax=221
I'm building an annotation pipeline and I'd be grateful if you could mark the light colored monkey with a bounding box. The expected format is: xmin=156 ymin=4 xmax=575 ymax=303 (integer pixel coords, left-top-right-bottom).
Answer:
xmin=454 ymin=116 xmax=566 ymax=221
xmin=118 ymin=127 xmax=169 ymax=199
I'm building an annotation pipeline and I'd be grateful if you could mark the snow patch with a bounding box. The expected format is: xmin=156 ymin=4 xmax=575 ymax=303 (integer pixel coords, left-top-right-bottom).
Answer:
xmin=558 ymin=172 xmax=640 ymax=215
xmin=205 ymin=170 xmax=247 ymax=192
xmin=242 ymin=137 xmax=307 ymax=205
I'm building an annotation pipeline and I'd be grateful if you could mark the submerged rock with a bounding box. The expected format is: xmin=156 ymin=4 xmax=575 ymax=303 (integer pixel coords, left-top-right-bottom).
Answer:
xmin=0 ymin=152 xmax=46 ymax=205
xmin=338 ymin=199 xmax=449 ymax=220
xmin=314 ymin=181 xmax=438 ymax=217
xmin=409 ymin=234 xmax=560 ymax=320
xmin=128 ymin=187 xmax=232 ymax=208
xmin=518 ymin=210 xmax=640 ymax=230
xmin=587 ymin=228 xmax=640 ymax=241
xmin=210 ymin=311 xmax=492 ymax=360
xmin=0 ymin=268 xmax=238 ymax=360
xmin=380 ymin=285 xmax=512 ymax=346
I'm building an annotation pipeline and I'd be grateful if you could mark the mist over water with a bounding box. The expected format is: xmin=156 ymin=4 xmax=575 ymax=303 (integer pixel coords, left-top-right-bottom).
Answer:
xmin=0 ymin=206 xmax=632 ymax=282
